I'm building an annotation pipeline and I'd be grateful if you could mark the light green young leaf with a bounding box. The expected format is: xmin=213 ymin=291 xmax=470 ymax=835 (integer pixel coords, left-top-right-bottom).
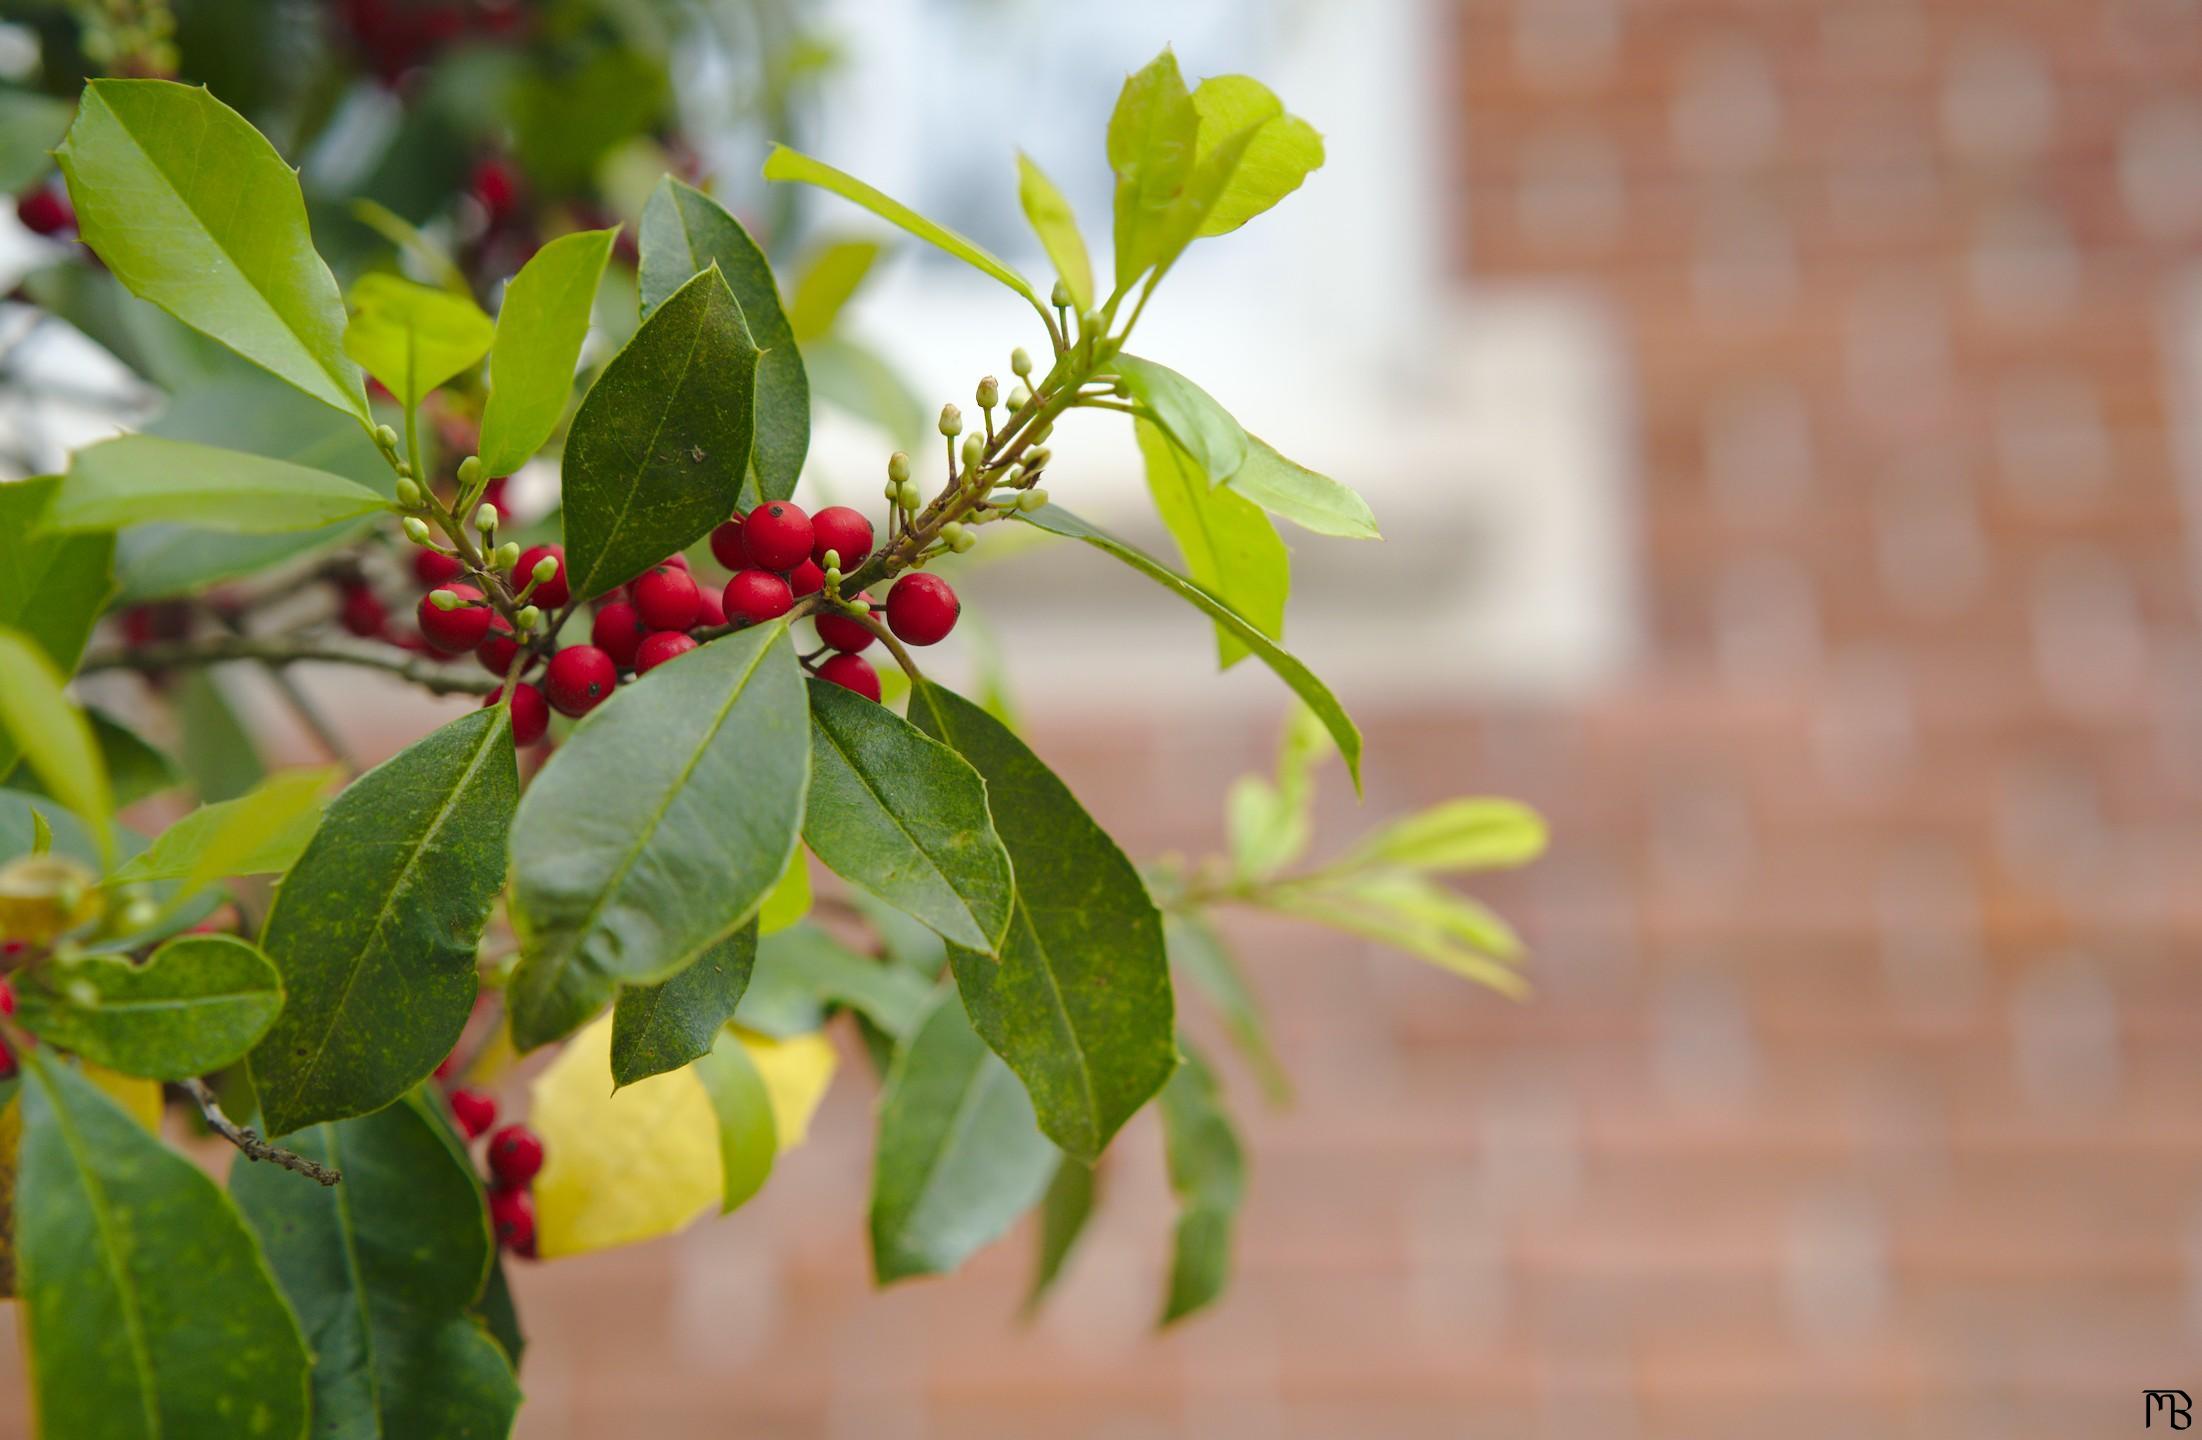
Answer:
xmin=1016 ymin=152 xmax=1094 ymax=313
xmin=0 ymin=626 xmax=112 ymax=866
xmin=911 ymin=683 xmax=1175 ymax=1161
xmin=1158 ymin=1041 xmax=1246 ymax=1325
xmin=1018 ymin=505 xmax=1363 ymax=792
xmin=870 ymin=986 xmax=1059 ymax=1283
xmin=476 ymin=227 xmax=617 ymax=478
xmin=1107 ymin=50 xmax=1200 ymax=290
xmin=348 ymin=198 xmax=472 ymax=295
xmin=692 ymin=1027 xmax=777 ymax=1213
xmin=1269 ymin=873 xmax=1528 ymax=996
xmin=1138 ymin=418 xmax=1285 ymax=670
xmin=30 ymin=809 xmax=52 ymax=855
xmin=1114 ymin=354 xmax=1249 ymax=486
xmin=1189 ymin=75 xmax=1325 ymax=237
xmin=1024 ymin=1156 xmax=1098 ymax=1314
xmin=639 ymin=178 xmax=809 ymax=505
xmin=13 ymin=934 xmax=283 ymax=1080
xmin=16 ymin=1050 xmax=311 ymax=1439
xmin=53 ymin=435 xmax=389 ymax=535
xmin=610 ymin=923 xmax=757 ymax=1089
xmin=55 ymin=79 xmax=368 ymax=422
xmin=738 ymin=923 xmax=933 ymax=1043
xmin=1228 ymin=436 xmax=1380 ymax=540
xmin=0 ymin=475 xmax=112 ymax=783
xmin=250 ymin=706 xmax=518 ymax=1137
xmin=1166 ymin=913 xmax=1290 ymax=1105
xmin=342 ymin=272 xmax=494 ymax=410
xmin=1226 ymin=703 xmax=1334 ymax=879
xmin=1344 ymin=798 xmax=1549 ymax=874
xmin=107 ymin=766 xmax=336 ymax=900
xmin=788 ymin=238 xmax=884 ymax=344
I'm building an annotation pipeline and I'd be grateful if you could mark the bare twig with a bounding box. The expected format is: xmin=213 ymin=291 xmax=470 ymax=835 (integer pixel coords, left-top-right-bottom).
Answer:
xmin=182 ymin=1079 xmax=341 ymax=1186
xmin=80 ymin=634 xmax=499 ymax=696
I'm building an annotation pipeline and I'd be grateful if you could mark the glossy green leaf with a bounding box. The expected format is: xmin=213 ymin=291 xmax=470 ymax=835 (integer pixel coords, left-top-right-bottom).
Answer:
xmin=0 ymin=475 xmax=113 ymax=676
xmin=1025 ymin=1157 xmax=1098 ymax=1314
xmin=870 ymin=986 xmax=1058 ymax=1283
xmin=639 ymin=178 xmax=808 ymax=504
xmin=232 ymin=1094 xmax=521 ymax=1438
xmin=1016 ymin=153 xmax=1094 ymax=313
xmin=1158 ymin=1041 xmax=1245 ymax=1324
xmin=741 ymin=922 xmax=932 ymax=1042
xmin=14 ymin=935 xmax=282 ymax=1080
xmin=0 ymin=88 xmax=73 ymax=193
xmin=1138 ymin=419 xmax=1285 ymax=671
xmin=1227 ymin=437 xmax=1379 ymax=540
xmin=507 ymin=624 xmax=806 ymax=1051
xmin=910 ymin=683 xmax=1174 ymax=1160
xmin=251 ymin=707 xmax=518 ymax=1137
xmin=610 ymin=922 xmax=757 ymax=1089
xmin=763 ymin=146 xmax=1045 ymax=317
xmin=804 ymin=678 xmax=1015 ymax=954
xmin=1107 ymin=50 xmax=1199 ymax=289
xmin=1114 ymin=354 xmax=1248 ymax=485
xmin=341 ymin=272 xmax=493 ymax=410
xmin=16 ymin=1050 xmax=311 ymax=1440
xmin=477 ymin=228 xmax=616 ymax=479
xmin=53 ymin=435 xmax=389 ymax=535
xmin=788 ymin=238 xmax=884 ymax=344
xmin=108 ymin=766 xmax=336 ymax=900
xmin=1019 ymin=505 xmax=1363 ymax=791
xmin=55 ymin=79 xmax=368 ymax=422
xmin=1166 ymin=913 xmax=1290 ymax=1105
xmin=1268 ymin=874 xmax=1527 ymax=995
xmin=0 ymin=626 xmax=112 ymax=866
xmin=559 ymin=265 xmax=760 ymax=600
xmin=1189 ymin=75 xmax=1325 ymax=237
xmin=692 ymin=1028 xmax=777 ymax=1213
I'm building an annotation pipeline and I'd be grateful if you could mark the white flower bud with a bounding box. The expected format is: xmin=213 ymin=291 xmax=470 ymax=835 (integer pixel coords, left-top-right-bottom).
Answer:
xmin=516 ymin=605 xmax=542 ymax=631
xmin=1007 ymin=384 xmax=1031 ymax=411
xmin=394 ymin=476 xmax=423 ymax=508
xmin=960 ymin=433 xmax=984 ymax=469
xmin=976 ymin=376 xmax=999 ymax=409
xmin=1019 ymin=488 xmax=1049 ymax=511
xmin=1050 ymin=279 xmax=1071 ymax=309
xmin=1010 ymin=347 xmax=1033 ymax=378
xmin=494 ymin=542 xmax=521 ymax=571
xmin=474 ymin=503 xmax=498 ymax=533
xmin=887 ymin=451 xmax=911 ymax=483
xmin=402 ymin=517 xmax=433 ymax=546
xmin=532 ymin=555 xmax=561 ymax=585
xmin=950 ymin=528 xmax=976 ymax=554
xmin=457 ymin=456 xmax=482 ymax=486
xmin=938 ymin=404 xmax=963 ymax=438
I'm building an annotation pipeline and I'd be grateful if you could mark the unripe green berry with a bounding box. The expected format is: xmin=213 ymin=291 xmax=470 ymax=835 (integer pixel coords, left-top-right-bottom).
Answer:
xmin=961 ymin=433 xmax=984 ymax=469
xmin=938 ymin=404 xmax=963 ymax=438
xmin=516 ymin=604 xmax=542 ymax=631
xmin=394 ymin=461 xmax=413 ymax=480
xmin=1010 ymin=347 xmax=1032 ymax=378
xmin=888 ymin=450 xmax=911 ymax=484
xmin=457 ymin=456 xmax=482 ymax=486
xmin=950 ymin=528 xmax=976 ymax=554
xmin=976 ymin=376 xmax=999 ymax=409
xmin=495 ymin=542 xmax=521 ymax=571
xmin=395 ymin=476 xmax=423 ymax=508
xmin=402 ymin=517 xmax=433 ymax=546
xmin=1051 ymin=279 xmax=1071 ymax=308
xmin=375 ymin=423 xmax=400 ymax=451
xmin=940 ymin=521 xmax=967 ymax=546
xmin=821 ymin=549 xmax=841 ymax=572
xmin=898 ymin=481 xmax=923 ymax=511
xmin=475 ymin=503 xmax=499 ymax=533
xmin=1019 ymin=488 xmax=1049 ymax=511
xmin=1008 ymin=384 xmax=1031 ymax=410
xmin=884 ymin=480 xmax=901 ymax=500
xmin=428 ymin=588 xmax=460 ymax=612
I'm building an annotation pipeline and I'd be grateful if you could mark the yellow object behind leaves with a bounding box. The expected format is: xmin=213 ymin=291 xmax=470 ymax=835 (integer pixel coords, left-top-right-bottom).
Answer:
xmin=83 ymin=1062 xmax=160 ymax=1132
xmin=738 ymin=1028 xmax=835 ymax=1147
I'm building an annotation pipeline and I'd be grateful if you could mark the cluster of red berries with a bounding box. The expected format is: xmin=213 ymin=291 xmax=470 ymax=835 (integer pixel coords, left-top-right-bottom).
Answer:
xmin=447 ymin=1086 xmax=543 ymax=1257
xmin=336 ymin=0 xmax=524 ymax=84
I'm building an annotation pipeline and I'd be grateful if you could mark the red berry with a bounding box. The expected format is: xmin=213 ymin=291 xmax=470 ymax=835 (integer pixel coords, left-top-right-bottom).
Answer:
xmin=723 ymin=570 xmax=793 ymax=625
xmin=660 ymin=552 xmax=690 ymax=572
xmin=886 ymin=572 xmax=960 ymax=646
xmin=483 ymin=682 xmax=550 ymax=745
xmin=449 ymin=1087 xmax=498 ymax=1139
xmin=544 ymin=645 xmax=617 ymax=717
xmin=787 ymin=559 xmax=824 ymax=598
xmin=635 ymin=630 xmax=697 ymax=673
xmin=0 ymin=1039 xmax=14 ymax=1082
xmin=693 ymin=585 xmax=726 ymax=629
xmin=631 ymin=565 xmax=700 ymax=632
xmin=414 ymin=549 xmax=465 ymax=586
xmin=488 ymin=1184 xmax=536 ymax=1254
xmin=515 ymin=544 xmax=568 ymax=607
xmin=487 ymin=1123 xmax=545 ymax=1185
xmin=471 ymin=155 xmax=522 ymax=225
xmin=709 ymin=517 xmax=750 ymax=570
xmin=817 ymin=652 xmax=882 ymax=702
xmin=16 ymin=186 xmax=73 ymax=237
xmin=120 ymin=602 xmax=190 ymax=649
xmin=337 ymin=582 xmax=387 ymax=639
xmin=477 ymin=614 xmax=531 ymax=676
xmin=814 ymin=599 xmax=876 ymax=654
xmin=743 ymin=502 xmax=813 ymax=571
xmin=0 ymin=979 xmax=15 ymax=1017
xmin=590 ymin=601 xmax=648 ymax=669
xmin=809 ymin=506 xmax=874 ymax=570
xmin=418 ymin=584 xmax=493 ymax=653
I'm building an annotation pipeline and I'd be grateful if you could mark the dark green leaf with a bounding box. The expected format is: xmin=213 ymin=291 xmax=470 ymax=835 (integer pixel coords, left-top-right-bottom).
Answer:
xmin=55 ymin=79 xmax=369 ymax=422
xmin=0 ymin=626 xmax=113 ymax=866
xmin=1166 ymin=913 xmax=1291 ymax=1105
xmin=251 ymin=707 xmax=518 ymax=1136
xmin=1158 ymin=1041 xmax=1245 ymax=1324
xmin=870 ymin=987 xmax=1058 ymax=1283
xmin=474 ymin=1256 xmax=525 ymax=1372
xmin=507 ymin=624 xmax=806 ymax=1050
xmin=559 ymin=265 xmax=760 ymax=599
xmin=1107 ymin=50 xmax=1199 ymax=289
xmin=232 ymin=1093 xmax=521 ymax=1438
xmin=804 ymin=677 xmax=1015 ymax=953
xmin=1138 ymin=419 xmax=1285 ymax=670
xmin=0 ymin=475 xmax=112 ymax=676
xmin=1025 ymin=1157 xmax=1098 ymax=1314
xmin=1016 ymin=153 xmax=1094 ymax=312
xmin=610 ymin=922 xmax=757 ymax=1089
xmin=787 ymin=238 xmax=884 ymax=344
xmin=53 ymin=435 xmax=389 ymax=535
xmin=15 ymin=934 xmax=282 ymax=1080
xmin=16 ymin=1050 xmax=311 ymax=1439
xmin=692 ymin=1029 xmax=776 ymax=1213
xmin=910 ymin=683 xmax=1174 ymax=1160
xmin=1113 ymin=354 xmax=1248 ymax=486
xmin=1228 ymin=437 xmax=1379 ymax=541
xmin=639 ymin=178 xmax=808 ymax=505
xmin=1018 ymin=505 xmax=1364 ymax=790
xmin=341 ymin=273 xmax=494 ymax=410
xmin=477 ymin=228 xmax=617 ymax=479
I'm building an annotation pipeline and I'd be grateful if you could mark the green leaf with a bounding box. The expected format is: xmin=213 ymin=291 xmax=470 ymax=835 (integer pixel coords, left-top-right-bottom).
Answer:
xmin=474 ymin=1256 xmax=524 ymax=1372
xmin=55 ymin=79 xmax=368 ymax=422
xmin=0 ymin=88 xmax=74 ymax=194
xmin=1268 ymin=874 xmax=1527 ymax=995
xmin=85 ymin=709 xmax=183 ymax=807
xmin=477 ymin=227 xmax=617 ymax=479
xmin=1107 ymin=50 xmax=1200 ymax=290
xmin=1189 ymin=76 xmax=1325 ymax=237
xmin=15 ymin=1050 xmax=310 ymax=1440
xmin=1016 ymin=153 xmax=1094 ymax=313
xmin=1345 ymin=798 xmax=1549 ymax=873
xmin=13 ymin=934 xmax=283 ymax=1080
xmin=910 ymin=683 xmax=1174 ymax=1160
xmin=232 ymin=1094 xmax=521 ymax=1438
xmin=758 ymin=848 xmax=812 ymax=935
xmin=1114 ymin=353 xmax=1249 ymax=485
xmin=870 ymin=986 xmax=1059 ymax=1283
xmin=251 ymin=707 xmax=518 ymax=1137
xmin=507 ymin=623 xmax=807 ymax=1051
xmin=341 ymin=272 xmax=494 ymax=411
xmin=638 ymin=178 xmax=809 ymax=505
xmin=0 ymin=475 xmax=113 ymax=676
xmin=692 ymin=1028 xmax=777 ymax=1213
xmin=1157 ymin=1041 xmax=1245 ymax=1324
xmin=0 ymin=625 xmax=113 ymax=867
xmin=1025 ymin=1157 xmax=1098 ymax=1314
xmin=1227 ymin=437 xmax=1379 ymax=540
xmin=788 ymin=238 xmax=884 ymax=344
xmin=803 ymin=678 xmax=1015 ymax=954
xmin=1227 ymin=703 xmax=1333 ymax=879
xmin=176 ymin=669 xmax=264 ymax=802
xmin=610 ymin=922 xmax=757 ymax=1089
xmin=763 ymin=145 xmax=1045 ymax=318
xmin=1166 ymin=913 xmax=1290 ymax=1105
xmin=741 ymin=922 xmax=932 ymax=1042
xmin=804 ymin=334 xmax=930 ymax=449
xmin=107 ymin=766 xmax=336 ymax=901
xmin=559 ymin=265 xmax=761 ymax=600
xmin=31 ymin=809 xmax=52 ymax=855
xmin=1138 ymin=419 xmax=1285 ymax=670
xmin=1018 ymin=505 xmax=1364 ymax=791
xmin=52 ymin=435 xmax=389 ymax=535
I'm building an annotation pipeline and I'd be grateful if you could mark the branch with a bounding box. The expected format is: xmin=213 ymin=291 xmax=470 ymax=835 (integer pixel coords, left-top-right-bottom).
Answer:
xmin=182 ymin=1079 xmax=341 ymax=1186
xmin=80 ymin=634 xmax=499 ymax=696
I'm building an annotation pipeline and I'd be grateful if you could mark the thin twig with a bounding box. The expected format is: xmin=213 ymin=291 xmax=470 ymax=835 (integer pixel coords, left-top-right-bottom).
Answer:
xmin=81 ymin=635 xmax=500 ymax=696
xmin=183 ymin=1079 xmax=341 ymax=1186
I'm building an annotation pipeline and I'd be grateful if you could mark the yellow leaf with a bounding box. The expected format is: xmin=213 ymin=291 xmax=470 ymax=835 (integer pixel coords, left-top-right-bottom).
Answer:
xmin=737 ymin=1028 xmax=835 ymax=1147
xmin=82 ymin=1061 xmax=160 ymax=1132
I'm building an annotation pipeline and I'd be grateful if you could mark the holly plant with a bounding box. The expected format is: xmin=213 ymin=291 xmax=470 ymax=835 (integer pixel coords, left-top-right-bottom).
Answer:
xmin=0 ymin=49 xmax=1545 ymax=1437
